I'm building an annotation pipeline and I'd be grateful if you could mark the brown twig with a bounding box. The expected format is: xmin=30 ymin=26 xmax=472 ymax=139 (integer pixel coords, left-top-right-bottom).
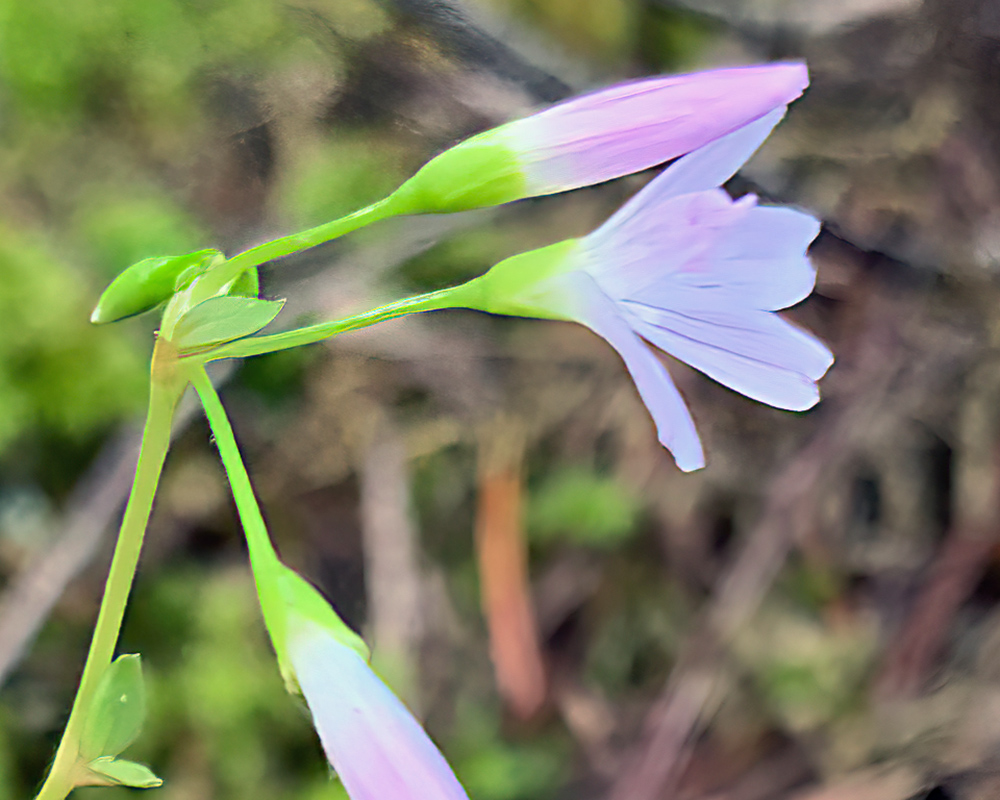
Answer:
xmin=475 ymin=416 xmax=548 ymax=720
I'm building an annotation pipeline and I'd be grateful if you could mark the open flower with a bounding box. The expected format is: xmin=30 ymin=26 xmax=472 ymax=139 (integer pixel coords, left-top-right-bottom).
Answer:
xmin=456 ymin=108 xmax=833 ymax=471
xmin=387 ymin=62 xmax=809 ymax=213
xmin=287 ymin=614 xmax=469 ymax=800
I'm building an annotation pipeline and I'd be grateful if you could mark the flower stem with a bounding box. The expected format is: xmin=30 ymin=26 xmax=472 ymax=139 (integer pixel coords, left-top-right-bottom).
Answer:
xmin=189 ymin=367 xmax=284 ymax=632
xmin=196 ymin=200 xmax=397 ymax=301
xmin=35 ymin=339 xmax=184 ymax=800
xmin=230 ymin=200 xmax=395 ymax=272
xmin=193 ymin=281 xmax=479 ymax=362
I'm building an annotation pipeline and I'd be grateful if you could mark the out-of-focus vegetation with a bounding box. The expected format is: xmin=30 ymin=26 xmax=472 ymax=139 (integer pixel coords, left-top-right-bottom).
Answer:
xmin=6 ymin=0 xmax=1000 ymax=799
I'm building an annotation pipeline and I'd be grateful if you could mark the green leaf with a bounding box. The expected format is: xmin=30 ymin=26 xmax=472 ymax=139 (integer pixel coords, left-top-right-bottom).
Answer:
xmin=90 ymin=249 xmax=222 ymax=324
xmin=171 ymin=296 xmax=284 ymax=350
xmin=79 ymin=654 xmax=146 ymax=761
xmin=229 ymin=266 xmax=260 ymax=299
xmin=85 ymin=756 xmax=163 ymax=789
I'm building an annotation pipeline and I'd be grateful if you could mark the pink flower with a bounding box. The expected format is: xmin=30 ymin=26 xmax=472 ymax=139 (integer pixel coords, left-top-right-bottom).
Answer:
xmin=461 ymin=108 xmax=833 ymax=471
xmin=288 ymin=617 xmax=469 ymax=800
xmin=388 ymin=63 xmax=809 ymax=213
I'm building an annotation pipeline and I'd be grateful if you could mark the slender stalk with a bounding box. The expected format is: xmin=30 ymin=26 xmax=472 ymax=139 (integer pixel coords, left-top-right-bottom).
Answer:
xmin=189 ymin=368 xmax=282 ymax=617
xmin=228 ymin=200 xmax=395 ymax=273
xmin=195 ymin=200 xmax=397 ymax=301
xmin=36 ymin=339 xmax=184 ymax=800
xmin=192 ymin=281 xmax=478 ymax=362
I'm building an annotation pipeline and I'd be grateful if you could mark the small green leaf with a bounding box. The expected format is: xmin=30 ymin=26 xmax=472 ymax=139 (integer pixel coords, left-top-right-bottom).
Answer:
xmin=171 ymin=296 xmax=285 ymax=350
xmin=91 ymin=249 xmax=222 ymax=324
xmin=79 ymin=654 xmax=146 ymax=761
xmin=229 ymin=266 xmax=260 ymax=299
xmin=86 ymin=756 xmax=163 ymax=789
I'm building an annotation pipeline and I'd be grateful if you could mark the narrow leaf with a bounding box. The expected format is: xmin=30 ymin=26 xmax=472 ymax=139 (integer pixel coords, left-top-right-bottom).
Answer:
xmin=172 ymin=296 xmax=285 ymax=350
xmin=79 ymin=654 xmax=146 ymax=761
xmin=86 ymin=757 xmax=163 ymax=789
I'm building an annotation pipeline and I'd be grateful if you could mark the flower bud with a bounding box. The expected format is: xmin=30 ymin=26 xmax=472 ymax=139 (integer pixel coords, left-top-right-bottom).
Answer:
xmin=385 ymin=62 xmax=808 ymax=214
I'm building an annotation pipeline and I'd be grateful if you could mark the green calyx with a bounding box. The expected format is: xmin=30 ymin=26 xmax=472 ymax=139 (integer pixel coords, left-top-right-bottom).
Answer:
xmin=90 ymin=249 xmax=223 ymax=324
xmin=386 ymin=130 xmax=527 ymax=215
xmin=264 ymin=563 xmax=369 ymax=693
xmin=469 ymin=238 xmax=581 ymax=320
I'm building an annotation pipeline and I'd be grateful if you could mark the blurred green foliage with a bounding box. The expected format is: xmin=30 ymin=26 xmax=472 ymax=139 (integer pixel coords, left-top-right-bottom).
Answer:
xmin=278 ymin=135 xmax=406 ymax=228
xmin=635 ymin=6 xmax=722 ymax=71
xmin=735 ymin=602 xmax=876 ymax=734
xmin=584 ymin=565 xmax=687 ymax=693
xmin=0 ymin=223 xmax=146 ymax=458
xmin=398 ymin=227 xmax=509 ymax=292
xmin=72 ymin=184 xmax=208 ymax=281
xmin=475 ymin=0 xmax=718 ymax=68
xmin=0 ymin=0 xmax=286 ymax=126
xmin=528 ymin=466 xmax=640 ymax=549
xmin=478 ymin=0 xmax=639 ymax=63
xmin=447 ymin=691 xmax=569 ymax=800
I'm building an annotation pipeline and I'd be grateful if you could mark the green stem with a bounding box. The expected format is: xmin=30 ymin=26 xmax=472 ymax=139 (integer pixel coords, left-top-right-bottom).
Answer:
xmin=36 ymin=342 xmax=183 ymax=800
xmin=230 ymin=200 xmax=395 ymax=273
xmin=190 ymin=366 xmax=367 ymax=678
xmin=196 ymin=200 xmax=397 ymax=301
xmin=189 ymin=368 xmax=282 ymax=613
xmin=193 ymin=280 xmax=479 ymax=362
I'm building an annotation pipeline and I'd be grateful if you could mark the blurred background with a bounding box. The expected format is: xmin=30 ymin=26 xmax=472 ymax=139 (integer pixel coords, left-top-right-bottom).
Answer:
xmin=2 ymin=0 xmax=1000 ymax=798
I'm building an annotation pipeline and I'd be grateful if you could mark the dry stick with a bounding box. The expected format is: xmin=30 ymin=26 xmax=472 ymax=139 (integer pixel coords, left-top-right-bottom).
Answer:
xmin=687 ymin=743 xmax=814 ymax=800
xmin=476 ymin=417 xmax=548 ymax=721
xmin=359 ymin=426 xmax=426 ymax=705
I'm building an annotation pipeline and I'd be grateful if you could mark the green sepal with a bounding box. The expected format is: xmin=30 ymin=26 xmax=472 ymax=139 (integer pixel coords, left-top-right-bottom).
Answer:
xmin=261 ymin=559 xmax=369 ymax=695
xmin=171 ymin=296 xmax=285 ymax=350
xmin=229 ymin=266 xmax=260 ymax=299
xmin=472 ymin=238 xmax=580 ymax=319
xmin=386 ymin=130 xmax=526 ymax=215
xmin=91 ymin=249 xmax=222 ymax=324
xmin=84 ymin=756 xmax=163 ymax=789
xmin=78 ymin=654 xmax=146 ymax=762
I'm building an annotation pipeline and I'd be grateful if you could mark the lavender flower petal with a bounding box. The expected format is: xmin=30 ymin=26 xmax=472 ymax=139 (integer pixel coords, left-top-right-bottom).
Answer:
xmin=704 ymin=205 xmax=821 ymax=309
xmin=289 ymin=621 xmax=469 ymax=800
xmin=559 ymin=273 xmax=706 ymax=471
xmin=586 ymin=189 xmax=744 ymax=299
xmin=625 ymin=203 xmax=821 ymax=312
xmin=585 ymin=107 xmax=786 ymax=269
xmin=627 ymin=302 xmax=833 ymax=410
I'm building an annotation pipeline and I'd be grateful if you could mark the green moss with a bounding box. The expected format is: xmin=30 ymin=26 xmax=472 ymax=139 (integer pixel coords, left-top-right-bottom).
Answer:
xmin=277 ymin=135 xmax=406 ymax=228
xmin=527 ymin=466 xmax=639 ymax=548
xmin=0 ymin=224 xmax=146 ymax=457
